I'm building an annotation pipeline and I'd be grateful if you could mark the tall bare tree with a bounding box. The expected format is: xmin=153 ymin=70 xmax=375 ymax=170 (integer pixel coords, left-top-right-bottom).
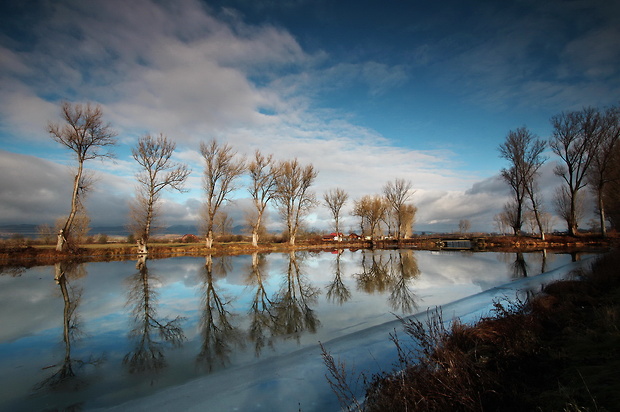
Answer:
xmin=274 ymin=159 xmax=318 ymax=246
xmin=498 ymin=127 xmax=547 ymax=238
xmin=383 ymin=178 xmax=414 ymax=241
xmin=587 ymin=106 xmax=620 ymax=237
xmin=48 ymin=102 xmax=117 ymax=251
xmin=323 ymin=188 xmax=349 ymax=239
xmin=130 ymin=134 xmax=190 ymax=255
xmin=247 ymin=150 xmax=281 ymax=247
xmin=200 ymin=139 xmax=245 ymax=248
xmin=550 ymin=108 xmax=603 ymax=236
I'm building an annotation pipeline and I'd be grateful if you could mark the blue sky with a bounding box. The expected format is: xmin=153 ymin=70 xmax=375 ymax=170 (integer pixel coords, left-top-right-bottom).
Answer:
xmin=1 ymin=0 xmax=619 ymax=233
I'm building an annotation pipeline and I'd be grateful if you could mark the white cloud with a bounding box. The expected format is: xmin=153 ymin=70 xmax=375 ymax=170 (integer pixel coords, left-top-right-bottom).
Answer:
xmin=2 ymin=0 xmax=605 ymax=235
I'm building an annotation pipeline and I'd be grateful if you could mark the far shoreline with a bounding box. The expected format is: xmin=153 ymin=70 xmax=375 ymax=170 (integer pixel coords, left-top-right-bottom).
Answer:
xmin=1 ymin=233 xmax=615 ymax=268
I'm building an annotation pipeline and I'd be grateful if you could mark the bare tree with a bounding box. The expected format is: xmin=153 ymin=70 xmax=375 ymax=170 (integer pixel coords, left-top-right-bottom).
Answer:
xmin=540 ymin=211 xmax=556 ymax=235
xmin=274 ymin=159 xmax=318 ymax=246
xmin=502 ymin=200 xmax=521 ymax=235
xmin=37 ymin=224 xmax=55 ymax=245
xmin=213 ymin=210 xmax=234 ymax=237
xmin=498 ymin=127 xmax=547 ymax=238
xmin=382 ymin=178 xmax=414 ymax=241
xmin=353 ymin=195 xmax=388 ymax=242
xmin=493 ymin=212 xmax=509 ymax=235
xmin=247 ymin=150 xmax=281 ymax=247
xmin=48 ymin=102 xmax=117 ymax=251
xmin=587 ymin=106 xmax=620 ymax=237
xmin=458 ymin=219 xmax=471 ymax=234
xmin=130 ymin=134 xmax=190 ymax=255
xmin=550 ymin=108 xmax=603 ymax=236
xmin=554 ymin=186 xmax=585 ymax=232
xmin=200 ymin=139 xmax=245 ymax=248
xmin=323 ymin=188 xmax=349 ymax=240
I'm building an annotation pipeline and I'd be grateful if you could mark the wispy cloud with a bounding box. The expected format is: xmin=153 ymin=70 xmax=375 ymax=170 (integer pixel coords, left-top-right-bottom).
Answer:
xmin=0 ymin=0 xmax=610 ymax=232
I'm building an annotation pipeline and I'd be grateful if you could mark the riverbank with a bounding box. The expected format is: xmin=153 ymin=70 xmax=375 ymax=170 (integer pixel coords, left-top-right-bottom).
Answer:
xmin=0 ymin=233 xmax=615 ymax=267
xmin=345 ymin=249 xmax=620 ymax=411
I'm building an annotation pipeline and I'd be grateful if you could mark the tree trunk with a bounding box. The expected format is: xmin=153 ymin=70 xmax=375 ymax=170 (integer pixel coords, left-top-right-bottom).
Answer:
xmin=56 ymin=162 xmax=84 ymax=251
xmin=532 ymin=202 xmax=545 ymax=241
xmin=335 ymin=217 xmax=340 ymax=242
xmin=515 ymin=201 xmax=523 ymax=236
xmin=598 ymin=189 xmax=607 ymax=237
xmin=526 ymin=184 xmax=545 ymax=241
xmin=57 ymin=230 xmax=67 ymax=252
xmin=140 ymin=199 xmax=154 ymax=255
xmin=251 ymin=212 xmax=263 ymax=247
xmin=205 ymin=230 xmax=214 ymax=249
xmin=569 ymin=189 xmax=578 ymax=236
xmin=137 ymin=238 xmax=148 ymax=255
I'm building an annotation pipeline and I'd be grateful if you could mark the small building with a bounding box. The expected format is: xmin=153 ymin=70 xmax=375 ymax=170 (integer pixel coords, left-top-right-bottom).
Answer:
xmin=322 ymin=232 xmax=344 ymax=241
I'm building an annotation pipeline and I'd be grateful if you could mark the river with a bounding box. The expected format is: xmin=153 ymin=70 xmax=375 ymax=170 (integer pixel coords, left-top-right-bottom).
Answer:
xmin=0 ymin=249 xmax=594 ymax=411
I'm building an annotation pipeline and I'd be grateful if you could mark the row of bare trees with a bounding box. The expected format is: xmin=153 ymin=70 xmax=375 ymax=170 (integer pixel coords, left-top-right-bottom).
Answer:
xmin=351 ymin=179 xmax=417 ymax=243
xmin=48 ymin=102 xmax=420 ymax=254
xmin=200 ymin=142 xmax=319 ymax=250
xmin=47 ymin=102 xmax=320 ymax=253
xmin=497 ymin=105 xmax=620 ymax=237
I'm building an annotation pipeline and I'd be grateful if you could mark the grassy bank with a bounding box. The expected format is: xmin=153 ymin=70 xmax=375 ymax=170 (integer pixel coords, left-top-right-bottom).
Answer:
xmin=0 ymin=234 xmax=615 ymax=267
xmin=324 ymin=250 xmax=620 ymax=411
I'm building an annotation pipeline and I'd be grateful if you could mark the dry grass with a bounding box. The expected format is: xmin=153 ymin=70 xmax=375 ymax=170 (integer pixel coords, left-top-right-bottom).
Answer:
xmin=322 ymin=250 xmax=620 ymax=411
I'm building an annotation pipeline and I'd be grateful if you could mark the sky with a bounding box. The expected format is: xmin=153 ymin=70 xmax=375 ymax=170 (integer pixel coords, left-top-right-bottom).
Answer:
xmin=1 ymin=0 xmax=619 ymax=234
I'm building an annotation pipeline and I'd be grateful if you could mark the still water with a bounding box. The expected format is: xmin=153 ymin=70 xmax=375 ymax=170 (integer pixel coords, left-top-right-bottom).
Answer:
xmin=0 ymin=249 xmax=585 ymax=411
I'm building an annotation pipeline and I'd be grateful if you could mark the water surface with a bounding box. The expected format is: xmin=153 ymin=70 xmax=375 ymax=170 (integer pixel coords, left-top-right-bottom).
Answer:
xmin=0 ymin=249 xmax=585 ymax=411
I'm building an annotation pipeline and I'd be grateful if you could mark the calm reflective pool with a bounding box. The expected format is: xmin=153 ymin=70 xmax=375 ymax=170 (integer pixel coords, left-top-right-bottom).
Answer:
xmin=0 ymin=249 xmax=586 ymax=410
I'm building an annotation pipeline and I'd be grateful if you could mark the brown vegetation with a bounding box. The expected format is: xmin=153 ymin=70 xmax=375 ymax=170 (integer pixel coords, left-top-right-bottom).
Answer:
xmin=322 ymin=248 xmax=620 ymax=411
xmin=0 ymin=233 xmax=615 ymax=268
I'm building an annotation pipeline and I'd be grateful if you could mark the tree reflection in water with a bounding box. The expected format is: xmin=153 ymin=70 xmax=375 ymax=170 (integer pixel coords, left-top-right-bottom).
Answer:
xmin=0 ymin=265 xmax=26 ymax=277
xmin=272 ymin=252 xmax=321 ymax=343
xmin=124 ymin=256 xmax=186 ymax=374
xmin=355 ymin=251 xmax=391 ymax=293
xmin=196 ymin=255 xmax=245 ymax=372
xmin=510 ymin=251 xmax=529 ymax=278
xmin=35 ymin=262 xmax=92 ymax=390
xmin=388 ymin=249 xmax=420 ymax=314
xmin=325 ymin=250 xmax=351 ymax=305
xmin=355 ymin=250 xmax=420 ymax=314
xmin=245 ymin=252 xmax=278 ymax=356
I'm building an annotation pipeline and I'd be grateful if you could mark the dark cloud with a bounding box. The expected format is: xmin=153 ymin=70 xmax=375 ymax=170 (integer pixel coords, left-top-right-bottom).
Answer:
xmin=465 ymin=175 xmax=508 ymax=196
